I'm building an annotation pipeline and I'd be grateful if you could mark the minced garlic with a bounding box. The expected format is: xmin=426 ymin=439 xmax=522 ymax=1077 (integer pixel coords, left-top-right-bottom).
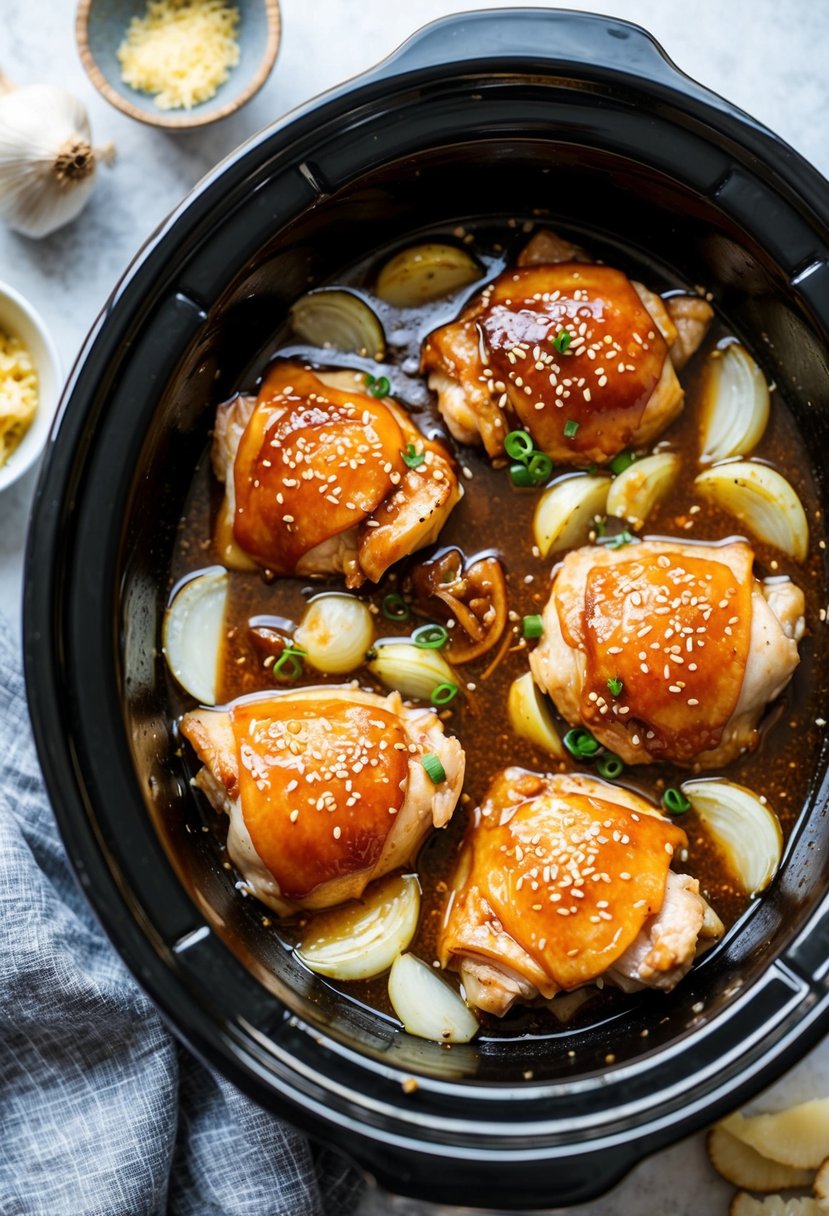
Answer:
xmin=117 ymin=0 xmax=241 ymax=112
xmin=0 ymin=329 xmax=38 ymax=469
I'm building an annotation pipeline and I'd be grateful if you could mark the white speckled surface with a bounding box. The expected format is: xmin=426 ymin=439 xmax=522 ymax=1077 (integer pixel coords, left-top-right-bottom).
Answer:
xmin=2 ymin=1 xmax=828 ymax=1212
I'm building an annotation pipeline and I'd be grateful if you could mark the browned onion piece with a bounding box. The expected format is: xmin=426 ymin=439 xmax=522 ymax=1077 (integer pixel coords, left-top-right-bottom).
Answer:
xmin=409 ymin=549 xmax=508 ymax=664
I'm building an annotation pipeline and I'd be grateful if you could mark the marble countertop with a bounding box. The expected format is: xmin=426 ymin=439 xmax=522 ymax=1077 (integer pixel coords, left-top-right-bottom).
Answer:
xmin=2 ymin=1 xmax=828 ymax=1213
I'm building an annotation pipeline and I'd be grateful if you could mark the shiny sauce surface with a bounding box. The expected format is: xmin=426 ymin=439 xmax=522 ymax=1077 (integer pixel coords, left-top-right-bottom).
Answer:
xmin=168 ymin=223 xmax=828 ymax=1036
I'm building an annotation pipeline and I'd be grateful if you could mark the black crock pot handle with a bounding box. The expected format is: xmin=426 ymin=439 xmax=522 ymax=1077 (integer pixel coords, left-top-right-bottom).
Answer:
xmin=369 ymin=7 xmax=743 ymax=121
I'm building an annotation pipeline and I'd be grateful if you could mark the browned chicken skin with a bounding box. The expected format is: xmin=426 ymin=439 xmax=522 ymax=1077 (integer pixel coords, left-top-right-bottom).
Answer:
xmin=530 ymin=540 xmax=805 ymax=768
xmin=181 ymin=687 xmax=464 ymax=917
xmin=438 ymin=768 xmax=721 ymax=1016
xmin=212 ymin=362 xmax=462 ymax=587
xmin=421 ymin=229 xmax=713 ymax=465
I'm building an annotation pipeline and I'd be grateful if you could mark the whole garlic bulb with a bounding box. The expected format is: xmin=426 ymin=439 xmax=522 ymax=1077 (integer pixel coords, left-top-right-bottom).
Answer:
xmin=0 ymin=75 xmax=114 ymax=239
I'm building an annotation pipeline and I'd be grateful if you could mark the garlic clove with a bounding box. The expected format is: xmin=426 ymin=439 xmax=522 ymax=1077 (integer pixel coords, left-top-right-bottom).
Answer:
xmin=0 ymin=82 xmax=114 ymax=238
xmin=606 ymin=452 xmax=680 ymax=529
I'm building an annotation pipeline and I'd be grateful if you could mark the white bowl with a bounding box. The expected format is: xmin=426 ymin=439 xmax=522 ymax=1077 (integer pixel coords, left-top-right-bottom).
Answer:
xmin=0 ymin=281 xmax=62 ymax=493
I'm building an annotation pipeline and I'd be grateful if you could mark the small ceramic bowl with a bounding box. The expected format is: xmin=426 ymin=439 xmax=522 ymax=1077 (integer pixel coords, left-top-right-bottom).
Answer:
xmin=76 ymin=0 xmax=281 ymax=131
xmin=0 ymin=281 xmax=62 ymax=494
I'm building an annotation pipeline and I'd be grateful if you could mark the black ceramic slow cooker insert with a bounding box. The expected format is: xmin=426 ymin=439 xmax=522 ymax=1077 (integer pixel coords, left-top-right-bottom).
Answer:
xmin=25 ymin=9 xmax=829 ymax=1211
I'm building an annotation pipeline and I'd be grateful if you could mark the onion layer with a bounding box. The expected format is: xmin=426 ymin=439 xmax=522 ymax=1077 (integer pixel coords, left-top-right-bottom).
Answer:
xmin=162 ymin=567 xmax=228 ymax=705
xmin=296 ymin=873 xmax=420 ymax=980
xmin=508 ymin=672 xmax=564 ymax=758
xmin=290 ymin=289 xmax=386 ymax=360
xmin=680 ymin=778 xmax=782 ymax=895
xmin=699 ymin=342 xmax=770 ymax=463
xmin=606 ymin=452 xmax=680 ymax=529
xmin=375 ymin=243 xmax=482 ymax=308
xmin=294 ymin=594 xmax=374 ymax=675
xmin=388 ymin=953 xmax=479 ymax=1043
xmin=694 ymin=461 xmax=809 ymax=562
xmin=368 ymin=641 xmax=456 ymax=702
xmin=533 ymin=474 xmax=610 ymax=557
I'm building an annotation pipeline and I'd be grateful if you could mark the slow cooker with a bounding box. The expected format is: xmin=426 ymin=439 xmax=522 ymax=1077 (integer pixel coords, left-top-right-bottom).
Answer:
xmin=24 ymin=9 xmax=829 ymax=1210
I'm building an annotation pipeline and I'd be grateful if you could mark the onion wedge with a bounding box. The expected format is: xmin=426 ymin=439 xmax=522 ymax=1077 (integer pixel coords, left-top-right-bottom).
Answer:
xmin=681 ymin=779 xmax=782 ymax=896
xmin=290 ymin=289 xmax=386 ymax=360
xmin=694 ymin=461 xmax=809 ymax=562
xmin=296 ymin=873 xmax=420 ymax=981
xmin=707 ymin=1126 xmax=813 ymax=1191
xmin=368 ymin=641 xmax=456 ymax=702
xmin=375 ymin=243 xmax=482 ymax=307
xmin=162 ymin=567 xmax=228 ymax=705
xmin=720 ymin=1100 xmax=829 ymax=1170
xmin=295 ymin=594 xmax=374 ymax=675
xmin=508 ymin=672 xmax=564 ymax=759
xmin=699 ymin=343 xmax=770 ymax=463
xmin=388 ymin=953 xmax=479 ymax=1043
xmin=606 ymin=452 xmax=680 ymax=529
xmin=533 ymin=473 xmax=610 ymax=557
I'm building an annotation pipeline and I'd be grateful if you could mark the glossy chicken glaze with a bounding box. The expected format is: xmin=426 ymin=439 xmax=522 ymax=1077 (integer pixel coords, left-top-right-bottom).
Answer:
xmin=168 ymin=221 xmax=826 ymax=1038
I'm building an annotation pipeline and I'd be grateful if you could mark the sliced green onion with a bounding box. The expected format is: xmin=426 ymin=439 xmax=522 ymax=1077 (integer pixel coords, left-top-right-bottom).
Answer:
xmin=562 ymin=727 xmax=601 ymax=759
xmin=563 ymin=419 xmax=580 ymax=439
xmin=596 ymin=752 xmax=624 ymax=780
xmin=368 ymin=375 xmax=390 ymax=398
xmin=607 ymin=676 xmax=623 ymax=697
xmin=596 ymin=529 xmax=636 ymax=550
xmin=505 ymin=430 xmax=534 ymax=462
xmin=431 ymin=681 xmax=458 ymax=707
xmin=552 ymin=330 xmax=572 ymax=354
xmin=401 ymin=443 xmax=425 ymax=469
xmin=510 ymin=462 xmax=534 ymax=487
xmin=412 ymin=622 xmax=449 ymax=650
xmin=527 ymin=452 xmax=553 ymax=483
xmin=382 ymin=593 xmax=410 ymax=621
xmin=610 ymin=449 xmax=636 ymax=475
xmin=272 ymin=646 xmax=306 ymax=681
xmin=523 ymin=614 xmax=544 ymax=639
xmin=663 ymin=787 xmax=691 ymax=815
xmin=421 ymin=752 xmax=446 ymax=784
xmin=364 ymin=373 xmax=376 ymax=388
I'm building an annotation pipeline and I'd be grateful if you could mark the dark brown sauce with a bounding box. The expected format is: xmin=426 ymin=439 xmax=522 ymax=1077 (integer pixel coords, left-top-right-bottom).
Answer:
xmin=167 ymin=221 xmax=828 ymax=1038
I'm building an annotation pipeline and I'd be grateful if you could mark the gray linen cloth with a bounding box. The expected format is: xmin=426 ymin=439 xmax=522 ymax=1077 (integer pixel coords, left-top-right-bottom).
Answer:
xmin=0 ymin=614 xmax=364 ymax=1216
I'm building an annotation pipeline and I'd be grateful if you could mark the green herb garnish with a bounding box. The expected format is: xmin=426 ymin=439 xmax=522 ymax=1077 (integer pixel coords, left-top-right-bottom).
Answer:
xmin=412 ymin=623 xmax=449 ymax=650
xmin=663 ymin=788 xmax=691 ymax=815
xmin=563 ymin=419 xmax=580 ymax=439
xmin=509 ymin=462 xmax=534 ymax=487
xmin=381 ymin=593 xmax=410 ymax=621
xmin=596 ymin=529 xmax=636 ymax=550
xmin=272 ymin=645 xmax=306 ymax=682
xmin=562 ymin=727 xmax=601 ymax=759
xmin=610 ymin=449 xmax=636 ymax=475
xmin=505 ymin=429 xmax=535 ymax=462
xmin=552 ymin=330 xmax=572 ymax=354
xmin=527 ymin=452 xmax=553 ymax=482
xmin=431 ymin=681 xmax=459 ymax=707
xmin=401 ymin=442 xmax=425 ymax=469
xmin=596 ymin=752 xmax=624 ymax=780
xmin=523 ymin=614 xmax=544 ymax=640
xmin=607 ymin=676 xmax=623 ymax=697
xmin=421 ymin=752 xmax=447 ymax=784
xmin=366 ymin=374 xmax=390 ymax=397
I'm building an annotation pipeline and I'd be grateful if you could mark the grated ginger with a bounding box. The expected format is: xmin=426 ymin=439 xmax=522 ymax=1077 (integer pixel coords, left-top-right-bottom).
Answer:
xmin=117 ymin=0 xmax=241 ymax=112
xmin=0 ymin=330 xmax=38 ymax=469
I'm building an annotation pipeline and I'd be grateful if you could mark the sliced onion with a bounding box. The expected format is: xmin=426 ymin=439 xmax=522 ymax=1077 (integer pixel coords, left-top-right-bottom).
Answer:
xmin=694 ymin=461 xmax=809 ymax=562
xmin=295 ymin=873 xmax=420 ymax=980
xmin=706 ymin=1126 xmax=813 ymax=1192
xmin=162 ymin=568 xmax=228 ymax=705
xmin=388 ymin=953 xmax=479 ymax=1043
xmin=375 ymin=243 xmax=482 ymax=308
xmin=681 ymin=778 xmax=782 ymax=896
xmin=606 ymin=452 xmax=680 ymax=529
xmin=699 ymin=343 xmax=770 ymax=463
xmin=294 ymin=594 xmax=374 ymax=675
xmin=533 ymin=473 xmax=610 ymax=558
xmin=721 ymin=1099 xmax=829 ymax=1170
xmin=290 ymin=289 xmax=386 ymax=360
xmin=508 ymin=672 xmax=564 ymax=758
xmin=368 ymin=641 xmax=456 ymax=701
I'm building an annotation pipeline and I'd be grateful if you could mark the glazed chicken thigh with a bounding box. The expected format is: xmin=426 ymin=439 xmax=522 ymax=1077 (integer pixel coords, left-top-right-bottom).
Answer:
xmin=421 ymin=230 xmax=713 ymax=465
xmin=213 ymin=361 xmax=461 ymax=586
xmin=530 ymin=540 xmax=805 ymax=767
xmin=181 ymin=687 xmax=464 ymax=916
xmin=438 ymin=768 xmax=722 ymax=1016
